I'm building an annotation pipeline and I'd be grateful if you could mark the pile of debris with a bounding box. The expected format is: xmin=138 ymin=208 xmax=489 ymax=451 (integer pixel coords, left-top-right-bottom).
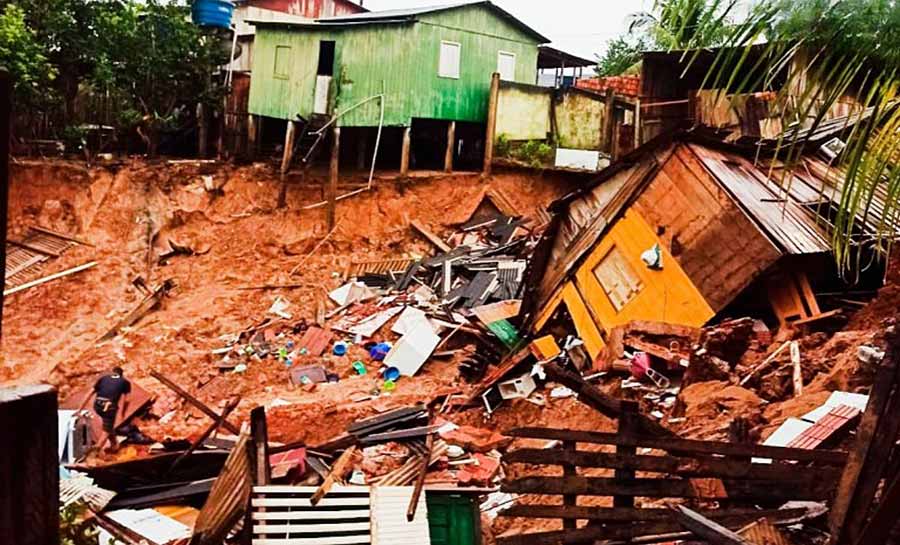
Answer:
xmin=201 ymin=193 xmax=539 ymax=399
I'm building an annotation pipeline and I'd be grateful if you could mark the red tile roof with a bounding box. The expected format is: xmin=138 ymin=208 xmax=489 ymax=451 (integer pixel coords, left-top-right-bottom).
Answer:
xmin=576 ymin=76 xmax=641 ymax=97
xmin=785 ymin=404 xmax=861 ymax=450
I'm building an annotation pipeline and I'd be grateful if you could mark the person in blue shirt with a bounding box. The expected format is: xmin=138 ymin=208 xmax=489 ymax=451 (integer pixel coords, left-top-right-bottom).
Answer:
xmin=78 ymin=367 xmax=131 ymax=452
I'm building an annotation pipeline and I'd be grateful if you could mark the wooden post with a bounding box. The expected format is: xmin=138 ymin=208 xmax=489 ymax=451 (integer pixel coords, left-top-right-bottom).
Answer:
xmin=562 ymin=439 xmax=577 ymax=529
xmin=197 ymin=102 xmax=208 ymax=158
xmin=278 ymin=120 xmax=297 ymax=209
xmin=247 ymin=114 xmax=259 ymax=160
xmin=829 ymin=327 xmax=900 ymax=544
xmin=0 ymin=69 xmax=8 ymax=336
xmin=603 ymin=88 xmax=616 ymax=155
xmin=483 ymin=72 xmax=501 ymax=177
xmin=614 ymin=400 xmax=639 ymax=508
xmin=326 ymin=126 xmax=340 ymax=231
xmin=280 ymin=120 xmax=297 ymax=176
xmin=250 ymin=406 xmax=271 ymax=485
xmin=634 ymin=97 xmax=642 ymax=148
xmin=399 ymin=126 xmax=411 ymax=178
xmin=444 ymin=121 xmax=455 ymax=173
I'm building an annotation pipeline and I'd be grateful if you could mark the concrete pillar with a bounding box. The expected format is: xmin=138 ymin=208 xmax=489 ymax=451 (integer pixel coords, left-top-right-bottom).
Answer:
xmin=483 ymin=72 xmax=501 ymax=177
xmin=399 ymin=126 xmax=411 ymax=178
xmin=327 ymin=126 xmax=340 ymax=230
xmin=444 ymin=121 xmax=455 ymax=173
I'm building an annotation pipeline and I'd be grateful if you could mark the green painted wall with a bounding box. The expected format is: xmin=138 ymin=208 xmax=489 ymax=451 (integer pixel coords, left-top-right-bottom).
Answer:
xmin=496 ymin=83 xmax=552 ymax=140
xmin=248 ymin=3 xmax=542 ymax=126
xmin=555 ymin=89 xmax=605 ymax=149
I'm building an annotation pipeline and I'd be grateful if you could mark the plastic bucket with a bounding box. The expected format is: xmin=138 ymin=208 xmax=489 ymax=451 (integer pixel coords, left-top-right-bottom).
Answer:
xmin=383 ymin=366 xmax=400 ymax=381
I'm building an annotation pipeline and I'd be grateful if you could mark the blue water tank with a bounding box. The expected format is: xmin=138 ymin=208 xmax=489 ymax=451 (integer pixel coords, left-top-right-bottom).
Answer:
xmin=191 ymin=0 xmax=234 ymax=29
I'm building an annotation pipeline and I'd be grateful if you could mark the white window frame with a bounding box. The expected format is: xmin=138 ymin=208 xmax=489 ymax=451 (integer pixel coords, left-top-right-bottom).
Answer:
xmin=438 ymin=40 xmax=461 ymax=79
xmin=497 ymin=50 xmax=517 ymax=81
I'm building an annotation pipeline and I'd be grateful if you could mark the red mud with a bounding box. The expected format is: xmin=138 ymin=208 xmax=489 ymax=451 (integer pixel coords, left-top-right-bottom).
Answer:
xmin=0 ymin=158 xmax=577 ymax=444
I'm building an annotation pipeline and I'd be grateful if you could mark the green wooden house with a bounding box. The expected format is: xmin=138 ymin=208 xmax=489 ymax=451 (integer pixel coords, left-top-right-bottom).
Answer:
xmin=246 ymin=1 xmax=548 ymax=173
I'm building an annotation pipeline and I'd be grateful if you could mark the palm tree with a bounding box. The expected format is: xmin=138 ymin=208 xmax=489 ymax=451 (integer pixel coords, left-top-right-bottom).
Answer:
xmin=627 ymin=0 xmax=740 ymax=50
xmin=682 ymin=0 xmax=900 ymax=273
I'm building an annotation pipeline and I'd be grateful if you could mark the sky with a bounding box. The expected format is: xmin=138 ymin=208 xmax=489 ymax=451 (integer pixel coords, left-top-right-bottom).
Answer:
xmin=362 ymin=0 xmax=652 ymax=60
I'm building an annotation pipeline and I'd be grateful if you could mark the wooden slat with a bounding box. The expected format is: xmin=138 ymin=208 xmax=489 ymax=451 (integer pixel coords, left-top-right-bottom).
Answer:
xmin=252 ymin=522 xmax=370 ymax=534
xmin=505 ymin=427 xmax=847 ymax=465
xmin=673 ymin=505 xmax=752 ymax=545
xmin=495 ymin=509 xmax=790 ymax=545
xmin=503 ymin=448 xmax=841 ymax=482
xmin=252 ymin=510 xmax=370 ymax=521
xmin=252 ymin=537 xmax=370 ymax=545
xmin=252 ymin=498 xmax=370 ymax=508
xmin=500 ymin=505 xmax=806 ymax=522
xmin=254 ymin=485 xmax=368 ymax=494
xmin=502 ymin=475 xmax=833 ymax=501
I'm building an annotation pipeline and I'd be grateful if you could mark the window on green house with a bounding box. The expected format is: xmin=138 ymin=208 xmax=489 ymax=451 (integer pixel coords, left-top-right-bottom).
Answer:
xmin=274 ymin=45 xmax=292 ymax=79
xmin=439 ymin=41 xmax=461 ymax=79
xmin=593 ymin=246 xmax=643 ymax=311
xmin=497 ymin=51 xmax=516 ymax=81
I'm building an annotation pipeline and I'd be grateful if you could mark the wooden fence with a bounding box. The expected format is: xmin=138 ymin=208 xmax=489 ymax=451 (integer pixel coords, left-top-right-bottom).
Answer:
xmin=497 ymin=404 xmax=846 ymax=545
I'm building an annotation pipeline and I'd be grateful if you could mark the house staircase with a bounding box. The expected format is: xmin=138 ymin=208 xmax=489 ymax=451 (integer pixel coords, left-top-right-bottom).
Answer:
xmin=295 ymin=113 xmax=331 ymax=166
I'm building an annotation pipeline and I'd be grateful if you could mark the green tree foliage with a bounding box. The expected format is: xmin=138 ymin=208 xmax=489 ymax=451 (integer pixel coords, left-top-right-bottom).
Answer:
xmin=0 ymin=3 xmax=55 ymax=108
xmin=595 ymin=35 xmax=648 ymax=77
xmin=628 ymin=0 xmax=739 ymax=50
xmin=90 ymin=1 xmax=228 ymax=155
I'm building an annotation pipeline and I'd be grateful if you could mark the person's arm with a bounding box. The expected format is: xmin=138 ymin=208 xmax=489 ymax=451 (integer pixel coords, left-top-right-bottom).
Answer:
xmin=76 ymin=389 xmax=95 ymax=413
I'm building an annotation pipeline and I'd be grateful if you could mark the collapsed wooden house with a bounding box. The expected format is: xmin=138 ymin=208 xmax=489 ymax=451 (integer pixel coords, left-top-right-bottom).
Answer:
xmin=525 ymin=126 xmax=899 ymax=361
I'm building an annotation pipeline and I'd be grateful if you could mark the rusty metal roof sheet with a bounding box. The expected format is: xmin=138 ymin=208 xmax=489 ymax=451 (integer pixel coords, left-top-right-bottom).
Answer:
xmin=688 ymin=143 xmax=832 ymax=255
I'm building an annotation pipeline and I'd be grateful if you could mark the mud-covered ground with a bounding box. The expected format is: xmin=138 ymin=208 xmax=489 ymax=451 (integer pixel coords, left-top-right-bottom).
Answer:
xmin=0 ymin=158 xmax=578 ymax=444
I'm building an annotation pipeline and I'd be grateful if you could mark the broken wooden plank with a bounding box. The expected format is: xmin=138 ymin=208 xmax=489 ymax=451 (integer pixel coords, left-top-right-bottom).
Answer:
xmin=149 ymin=370 xmax=241 ymax=435
xmin=791 ymin=340 xmax=803 ymax=397
xmin=505 ymin=427 xmax=848 ymax=465
xmin=310 ymin=445 xmax=357 ymax=506
xmin=791 ymin=308 xmax=842 ymax=326
xmin=30 ymin=225 xmax=94 ymax=247
xmin=543 ymin=363 xmax=674 ymax=438
xmin=407 ymin=432 xmax=434 ymax=521
xmin=502 ymin=448 xmax=841 ymax=482
xmin=501 ymin=475 xmax=834 ymax=501
xmin=740 ymin=341 xmax=791 ymax=386
xmin=411 ymin=220 xmax=451 ymax=252
xmin=3 ymin=261 xmax=97 ymax=296
xmin=673 ymin=505 xmax=752 ymax=545
xmin=100 ymin=279 xmax=174 ymax=340
xmin=7 ymin=238 xmax=61 ymax=257
xmin=169 ymin=396 xmax=240 ymax=472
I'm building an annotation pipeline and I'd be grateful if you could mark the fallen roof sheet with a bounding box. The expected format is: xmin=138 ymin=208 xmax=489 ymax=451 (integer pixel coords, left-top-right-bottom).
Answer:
xmin=688 ymin=143 xmax=832 ymax=255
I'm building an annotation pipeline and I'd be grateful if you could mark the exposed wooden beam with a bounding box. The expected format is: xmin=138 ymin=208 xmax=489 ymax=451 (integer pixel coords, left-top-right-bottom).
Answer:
xmin=310 ymin=445 xmax=356 ymax=506
xmin=149 ymin=370 xmax=241 ymax=435
xmin=407 ymin=432 xmax=434 ymax=521
xmin=672 ymin=506 xmax=752 ymax=545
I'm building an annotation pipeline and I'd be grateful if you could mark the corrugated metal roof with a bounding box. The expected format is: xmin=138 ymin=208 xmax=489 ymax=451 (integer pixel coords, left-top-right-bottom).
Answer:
xmin=315 ymin=0 xmax=549 ymax=42
xmin=688 ymin=143 xmax=832 ymax=254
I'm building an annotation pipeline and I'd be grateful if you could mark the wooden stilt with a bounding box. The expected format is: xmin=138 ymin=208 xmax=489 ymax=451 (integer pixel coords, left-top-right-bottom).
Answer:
xmin=278 ymin=120 xmax=297 ymax=208
xmin=400 ymin=126 xmax=411 ymax=178
xmin=444 ymin=121 xmax=456 ymax=173
xmin=483 ymin=72 xmax=500 ymax=177
xmin=197 ymin=103 xmax=208 ymax=158
xmin=247 ymin=114 xmax=259 ymax=160
xmin=327 ymin=126 xmax=340 ymax=231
